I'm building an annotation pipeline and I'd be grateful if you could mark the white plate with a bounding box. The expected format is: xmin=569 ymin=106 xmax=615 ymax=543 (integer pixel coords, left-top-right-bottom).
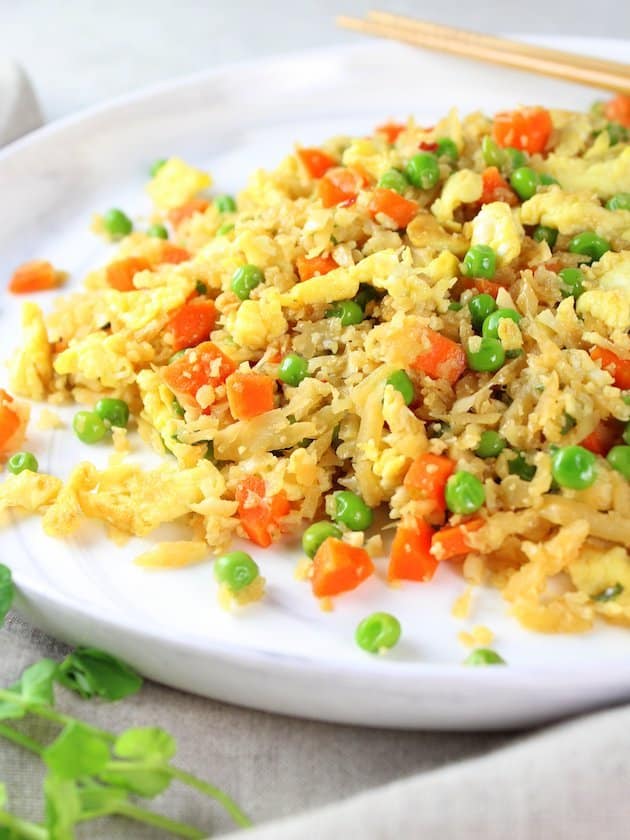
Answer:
xmin=2 ymin=37 xmax=629 ymax=730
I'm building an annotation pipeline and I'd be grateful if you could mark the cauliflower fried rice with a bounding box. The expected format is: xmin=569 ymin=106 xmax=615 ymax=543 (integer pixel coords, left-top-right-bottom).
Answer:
xmin=2 ymin=99 xmax=630 ymax=634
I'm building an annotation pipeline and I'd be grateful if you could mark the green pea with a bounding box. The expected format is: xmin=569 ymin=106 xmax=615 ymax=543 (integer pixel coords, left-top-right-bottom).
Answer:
xmin=463 ymin=244 xmax=497 ymax=279
xmin=532 ymin=226 xmax=558 ymax=248
xmin=448 ymin=301 xmax=463 ymax=311
xmin=468 ymin=293 xmax=497 ymax=332
xmin=147 ymin=223 xmax=168 ymax=239
xmin=385 ymin=370 xmax=414 ymax=406
xmin=325 ymin=300 xmax=364 ymax=326
xmin=377 ymin=169 xmax=409 ymax=194
xmin=464 ymin=648 xmax=506 ymax=666
xmin=475 ymin=430 xmax=506 ymax=458
xmin=503 ymin=147 xmax=527 ymax=171
xmin=466 ymin=337 xmax=505 ymax=372
xmin=508 ymin=451 xmax=537 ymax=482
xmin=606 ymin=193 xmax=630 ymax=211
xmin=278 ymin=353 xmax=309 ymax=387
xmin=481 ymin=136 xmax=504 ymax=167
xmin=103 ymin=208 xmax=133 ymax=238
xmin=355 ymin=612 xmax=401 ymax=654
xmin=551 ymin=445 xmax=597 ymax=490
xmin=509 ymin=167 xmax=540 ymax=200
xmin=623 ymin=421 xmax=630 ymax=445
xmin=482 ymin=308 xmax=522 ymax=340
xmin=94 ymin=398 xmax=130 ymax=429
xmin=445 ymin=471 xmax=486 ymax=514
xmin=607 ymin=446 xmax=630 ymax=480
xmin=538 ymin=173 xmax=559 ymax=186
xmin=73 ymin=410 xmax=107 ymax=444
xmin=302 ymin=521 xmax=342 ymax=558
xmin=436 ymin=137 xmax=459 ymax=161
xmin=568 ymin=231 xmax=611 ymax=263
xmin=334 ymin=490 xmax=373 ymax=531
xmin=605 ymin=122 xmax=629 ymax=145
xmin=231 ymin=264 xmax=264 ymax=300
xmin=217 ymin=222 xmax=235 ymax=236
xmin=214 ymin=551 xmax=259 ymax=593
xmin=150 ymin=158 xmax=167 ymax=176
xmin=405 ymin=152 xmax=440 ymax=189
xmin=354 ymin=283 xmax=380 ymax=311
xmin=558 ymin=267 xmax=585 ymax=299
xmin=7 ymin=451 xmax=38 ymax=475
xmin=215 ymin=194 xmax=237 ymax=213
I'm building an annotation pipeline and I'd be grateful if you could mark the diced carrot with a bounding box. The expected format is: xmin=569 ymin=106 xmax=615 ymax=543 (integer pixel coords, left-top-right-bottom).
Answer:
xmin=318 ymin=167 xmax=365 ymax=208
xmin=105 ymin=257 xmax=151 ymax=292
xmin=226 ymin=372 xmax=275 ymax=421
xmin=296 ymin=254 xmax=338 ymax=282
xmin=430 ymin=518 xmax=485 ymax=560
xmin=297 ymin=148 xmax=337 ymax=179
xmin=590 ymin=347 xmax=630 ymax=390
xmin=604 ymin=94 xmax=630 ymax=129
xmin=418 ymin=140 xmax=439 ymax=152
xmin=459 ymin=276 xmax=507 ymax=299
xmin=166 ymin=299 xmax=217 ymax=352
xmin=580 ymin=419 xmax=623 ymax=457
xmin=481 ymin=167 xmax=518 ymax=206
xmin=411 ymin=327 xmax=467 ymax=386
xmin=369 ymin=188 xmax=419 ymax=228
xmin=0 ymin=404 xmax=21 ymax=452
xmin=163 ymin=341 xmax=236 ymax=404
xmin=9 ymin=260 xmax=59 ymax=294
xmin=492 ymin=106 xmax=553 ymax=154
xmin=375 ymin=122 xmax=406 ymax=143
xmin=388 ymin=518 xmax=437 ymax=582
xmin=235 ymin=476 xmax=288 ymax=548
xmin=167 ymin=198 xmax=210 ymax=228
xmin=157 ymin=243 xmax=191 ymax=265
xmin=404 ymin=453 xmax=456 ymax=513
xmin=311 ymin=537 xmax=374 ymax=598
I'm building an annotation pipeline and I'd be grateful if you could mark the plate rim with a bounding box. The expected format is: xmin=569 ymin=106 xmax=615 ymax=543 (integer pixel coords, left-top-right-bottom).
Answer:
xmin=3 ymin=34 xmax=630 ymax=717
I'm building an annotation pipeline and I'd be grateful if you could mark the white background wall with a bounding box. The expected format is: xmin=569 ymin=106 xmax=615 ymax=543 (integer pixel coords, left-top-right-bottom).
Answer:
xmin=1 ymin=0 xmax=629 ymax=120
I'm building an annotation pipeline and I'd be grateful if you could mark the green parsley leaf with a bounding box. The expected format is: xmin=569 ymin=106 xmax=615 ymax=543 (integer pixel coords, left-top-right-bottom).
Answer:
xmin=0 ymin=565 xmax=14 ymax=629
xmin=0 ymin=783 xmax=6 ymax=809
xmin=114 ymin=727 xmax=176 ymax=765
xmin=44 ymin=774 xmax=81 ymax=840
xmin=77 ymin=782 xmax=128 ymax=815
xmin=57 ymin=647 xmax=142 ymax=701
xmin=593 ymin=582 xmax=624 ymax=602
xmin=43 ymin=723 xmax=110 ymax=780
xmin=20 ymin=659 xmax=57 ymax=707
xmin=99 ymin=765 xmax=171 ymax=798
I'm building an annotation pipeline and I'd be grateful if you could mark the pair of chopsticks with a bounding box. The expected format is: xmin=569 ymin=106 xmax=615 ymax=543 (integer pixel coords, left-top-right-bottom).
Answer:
xmin=337 ymin=12 xmax=630 ymax=94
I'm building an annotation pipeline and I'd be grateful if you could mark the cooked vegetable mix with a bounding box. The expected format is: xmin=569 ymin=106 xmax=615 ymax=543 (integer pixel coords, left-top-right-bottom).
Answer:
xmin=2 ymin=96 xmax=630 ymax=642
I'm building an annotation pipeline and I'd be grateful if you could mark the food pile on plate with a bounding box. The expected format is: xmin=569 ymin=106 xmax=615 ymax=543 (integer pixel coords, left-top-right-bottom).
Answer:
xmin=2 ymin=95 xmax=629 ymax=632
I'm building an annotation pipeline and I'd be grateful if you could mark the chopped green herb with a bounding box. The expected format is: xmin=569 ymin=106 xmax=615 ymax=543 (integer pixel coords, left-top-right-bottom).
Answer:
xmin=508 ymin=452 xmax=537 ymax=482
xmin=593 ymin=583 xmax=624 ymax=602
xmin=560 ymin=412 xmax=577 ymax=435
xmin=195 ymin=280 xmax=208 ymax=295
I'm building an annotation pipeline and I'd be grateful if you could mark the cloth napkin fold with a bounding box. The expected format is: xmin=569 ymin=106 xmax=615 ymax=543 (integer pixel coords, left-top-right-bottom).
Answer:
xmin=2 ymin=61 xmax=629 ymax=840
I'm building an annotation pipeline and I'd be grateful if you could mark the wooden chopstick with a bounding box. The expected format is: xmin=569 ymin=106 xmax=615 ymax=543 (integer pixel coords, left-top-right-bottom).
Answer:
xmin=337 ymin=14 xmax=630 ymax=94
xmin=367 ymin=12 xmax=630 ymax=79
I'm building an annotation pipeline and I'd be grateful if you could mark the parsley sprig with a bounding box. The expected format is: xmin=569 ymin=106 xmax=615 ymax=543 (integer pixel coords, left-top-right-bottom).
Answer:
xmin=0 ymin=563 xmax=251 ymax=838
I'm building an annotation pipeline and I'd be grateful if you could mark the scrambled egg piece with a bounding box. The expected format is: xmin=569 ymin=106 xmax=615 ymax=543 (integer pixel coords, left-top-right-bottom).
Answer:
xmin=520 ymin=189 xmax=630 ymax=248
xmin=578 ymin=289 xmax=630 ymax=331
xmin=406 ymin=210 xmax=469 ymax=256
xmin=280 ymin=250 xmax=401 ymax=308
xmin=569 ymin=545 xmax=630 ymax=607
xmin=54 ymin=332 xmax=154 ymax=390
xmin=135 ymin=541 xmax=209 ymax=568
xmin=10 ymin=303 xmax=53 ymax=400
xmin=105 ymin=275 xmax=196 ymax=334
xmin=0 ymin=471 xmax=62 ymax=512
xmin=471 ymin=201 xmax=523 ymax=266
xmin=542 ymin=146 xmax=630 ymax=200
xmin=431 ymin=169 xmax=482 ymax=226
xmin=341 ymin=138 xmax=396 ymax=180
xmin=147 ymin=157 xmax=212 ymax=210
xmin=228 ymin=289 xmax=288 ymax=350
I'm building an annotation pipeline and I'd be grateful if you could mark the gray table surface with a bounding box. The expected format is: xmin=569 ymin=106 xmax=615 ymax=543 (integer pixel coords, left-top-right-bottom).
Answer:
xmin=2 ymin=0 xmax=629 ymax=121
xmin=1 ymin=3 xmax=629 ymax=837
